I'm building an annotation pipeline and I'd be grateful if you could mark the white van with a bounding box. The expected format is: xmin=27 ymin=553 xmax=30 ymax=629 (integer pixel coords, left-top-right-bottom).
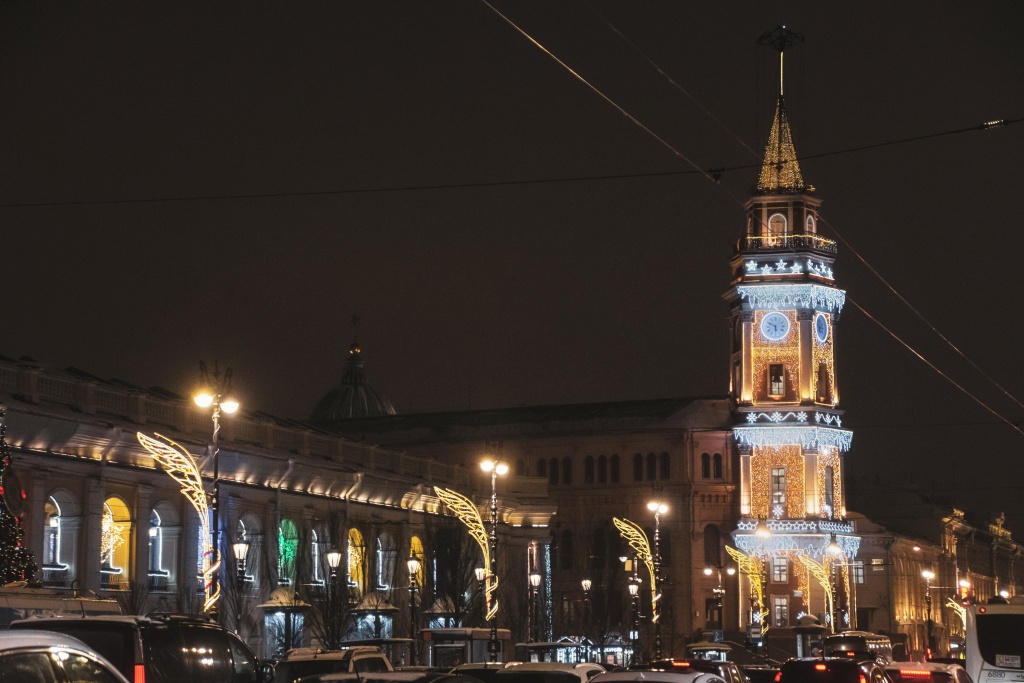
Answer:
xmin=0 ymin=584 xmax=120 ymax=627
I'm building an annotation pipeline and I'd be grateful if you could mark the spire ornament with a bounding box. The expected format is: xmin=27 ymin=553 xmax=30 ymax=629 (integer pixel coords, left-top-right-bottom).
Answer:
xmin=756 ymin=26 xmax=807 ymax=194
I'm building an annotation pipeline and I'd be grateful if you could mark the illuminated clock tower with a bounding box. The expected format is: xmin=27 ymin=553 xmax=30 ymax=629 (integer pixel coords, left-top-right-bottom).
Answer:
xmin=726 ymin=27 xmax=859 ymax=636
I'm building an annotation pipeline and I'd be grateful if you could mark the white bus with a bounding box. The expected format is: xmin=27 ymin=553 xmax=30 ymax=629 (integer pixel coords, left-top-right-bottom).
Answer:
xmin=965 ymin=598 xmax=1024 ymax=683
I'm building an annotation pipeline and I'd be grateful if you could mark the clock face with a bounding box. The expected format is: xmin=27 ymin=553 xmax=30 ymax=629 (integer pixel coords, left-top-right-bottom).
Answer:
xmin=760 ymin=312 xmax=790 ymax=341
xmin=815 ymin=313 xmax=829 ymax=343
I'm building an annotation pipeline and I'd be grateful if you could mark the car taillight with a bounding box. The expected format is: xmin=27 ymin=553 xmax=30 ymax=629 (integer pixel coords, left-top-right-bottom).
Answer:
xmin=815 ymin=665 xmax=828 ymax=671
xmin=859 ymin=675 xmax=867 ymax=683
xmin=672 ymin=662 xmax=691 ymax=668
xmin=900 ymin=671 xmax=933 ymax=679
xmin=134 ymin=664 xmax=146 ymax=683
xmin=846 ymin=652 xmax=856 ymax=657
xmin=774 ymin=672 xmax=782 ymax=682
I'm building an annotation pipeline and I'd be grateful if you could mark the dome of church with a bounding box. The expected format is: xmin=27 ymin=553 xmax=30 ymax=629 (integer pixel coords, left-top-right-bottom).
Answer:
xmin=311 ymin=340 xmax=397 ymax=421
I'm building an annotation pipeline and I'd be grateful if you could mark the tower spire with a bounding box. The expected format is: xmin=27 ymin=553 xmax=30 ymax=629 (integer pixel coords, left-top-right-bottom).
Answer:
xmin=755 ymin=26 xmax=807 ymax=194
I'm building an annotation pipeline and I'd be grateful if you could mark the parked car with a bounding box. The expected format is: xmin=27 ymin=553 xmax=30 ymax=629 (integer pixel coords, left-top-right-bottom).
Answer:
xmin=10 ymin=613 xmax=260 ymax=683
xmin=776 ymin=658 xmax=891 ymax=683
xmin=643 ymin=658 xmax=748 ymax=683
xmin=592 ymin=669 xmax=727 ymax=683
xmin=0 ymin=628 xmax=130 ymax=683
xmin=267 ymin=646 xmax=395 ymax=683
xmin=741 ymin=665 xmax=781 ymax=683
xmin=884 ymin=662 xmax=972 ymax=683
xmin=494 ymin=662 xmax=606 ymax=683
xmin=450 ymin=663 xmax=513 ymax=683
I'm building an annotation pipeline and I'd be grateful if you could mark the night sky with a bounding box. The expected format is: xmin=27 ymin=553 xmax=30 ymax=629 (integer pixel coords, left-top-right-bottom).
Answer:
xmin=2 ymin=3 xmax=1023 ymax=530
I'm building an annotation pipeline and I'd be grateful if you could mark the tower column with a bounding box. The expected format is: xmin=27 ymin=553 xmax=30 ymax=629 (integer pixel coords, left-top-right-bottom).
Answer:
xmin=741 ymin=313 xmax=754 ymax=403
xmin=798 ymin=309 xmax=814 ymax=403
xmin=739 ymin=449 xmax=753 ymax=516
xmin=804 ymin=447 xmax=819 ymax=518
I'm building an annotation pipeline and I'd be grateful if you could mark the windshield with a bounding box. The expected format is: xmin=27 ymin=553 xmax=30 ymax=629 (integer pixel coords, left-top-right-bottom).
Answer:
xmin=976 ymin=614 xmax=1024 ymax=668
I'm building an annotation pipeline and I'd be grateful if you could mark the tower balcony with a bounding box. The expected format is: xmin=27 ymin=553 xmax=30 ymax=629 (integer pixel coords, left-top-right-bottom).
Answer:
xmin=736 ymin=234 xmax=837 ymax=256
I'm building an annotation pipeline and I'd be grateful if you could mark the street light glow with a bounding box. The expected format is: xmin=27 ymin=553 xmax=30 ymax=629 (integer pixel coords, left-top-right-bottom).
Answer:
xmin=194 ymin=392 xmax=214 ymax=408
xmin=921 ymin=569 xmax=935 ymax=581
xmin=647 ymin=501 xmax=668 ymax=514
xmin=703 ymin=567 xmax=713 ymax=576
xmin=220 ymin=398 xmax=239 ymax=414
xmin=581 ymin=578 xmax=592 ymax=592
xmin=755 ymin=518 xmax=772 ymax=539
xmin=326 ymin=550 xmax=343 ymax=569
xmin=480 ymin=458 xmax=509 ymax=475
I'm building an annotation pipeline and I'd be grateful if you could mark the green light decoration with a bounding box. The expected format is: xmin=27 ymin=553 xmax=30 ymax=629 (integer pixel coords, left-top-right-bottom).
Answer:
xmin=0 ymin=410 xmax=38 ymax=585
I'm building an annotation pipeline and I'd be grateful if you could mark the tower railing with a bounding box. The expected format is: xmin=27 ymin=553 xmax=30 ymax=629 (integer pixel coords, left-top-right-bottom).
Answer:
xmin=736 ymin=233 xmax=837 ymax=255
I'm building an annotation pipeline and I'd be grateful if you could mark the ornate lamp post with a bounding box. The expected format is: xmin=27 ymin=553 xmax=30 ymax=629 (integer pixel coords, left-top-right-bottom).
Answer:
xmin=480 ymin=458 xmax=508 ymax=662
xmin=408 ymin=558 xmax=421 ymax=665
xmin=475 ymin=566 xmax=487 ymax=626
xmin=193 ymin=361 xmax=239 ymax=623
xmin=703 ymin=564 xmax=736 ymax=629
xmin=628 ymin=574 xmax=640 ymax=665
xmin=326 ymin=549 xmax=344 ymax=648
xmin=922 ymin=569 xmax=935 ymax=654
xmin=646 ymin=501 xmax=667 ymax=660
xmin=529 ymin=570 xmax=542 ymax=643
xmin=231 ymin=540 xmax=249 ymax=635
xmin=581 ymin=578 xmax=592 ymax=662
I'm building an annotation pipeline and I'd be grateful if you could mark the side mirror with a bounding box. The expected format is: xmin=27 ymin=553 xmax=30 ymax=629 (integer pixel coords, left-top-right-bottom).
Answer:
xmin=259 ymin=662 xmax=276 ymax=683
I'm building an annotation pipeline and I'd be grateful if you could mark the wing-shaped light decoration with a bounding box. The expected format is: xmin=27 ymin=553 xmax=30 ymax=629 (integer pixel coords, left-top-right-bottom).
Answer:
xmin=434 ymin=487 xmax=497 ymax=620
xmin=137 ymin=432 xmax=219 ymax=613
xmin=797 ymin=553 xmax=833 ymax=631
xmin=727 ymin=545 xmax=768 ymax=634
xmin=613 ymin=517 xmax=658 ymax=622
xmin=945 ymin=596 xmax=966 ymax=629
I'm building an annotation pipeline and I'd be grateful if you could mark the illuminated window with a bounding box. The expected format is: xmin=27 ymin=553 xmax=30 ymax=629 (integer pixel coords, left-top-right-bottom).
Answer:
xmin=771 ymin=557 xmax=788 ymax=582
xmin=773 ymin=596 xmax=789 ymax=627
xmin=713 ymin=453 xmax=722 ymax=479
xmin=101 ymin=497 xmax=131 ymax=590
xmin=348 ymin=527 xmax=366 ymax=593
xmin=311 ymin=529 xmax=324 ymax=586
xmin=771 ymin=468 xmax=786 ymax=505
xmin=851 ymin=560 xmax=865 ymax=584
xmin=148 ymin=509 xmax=170 ymax=590
xmin=43 ymin=497 xmax=65 ymax=570
xmin=278 ymin=519 xmax=298 ymax=586
xmin=806 ymin=215 xmax=815 ymax=233
xmin=410 ymin=535 xmax=425 ymax=586
xmin=767 ymin=213 xmax=787 ymax=244
xmin=769 ymin=364 xmax=785 ymax=397
xmin=825 ymin=465 xmax=835 ymax=511
xmin=701 ymin=453 xmax=711 ymax=478
xmin=817 ymin=363 xmax=831 ymax=402
xmin=376 ymin=533 xmax=396 ymax=590
xmin=610 ymin=454 xmax=620 ymax=482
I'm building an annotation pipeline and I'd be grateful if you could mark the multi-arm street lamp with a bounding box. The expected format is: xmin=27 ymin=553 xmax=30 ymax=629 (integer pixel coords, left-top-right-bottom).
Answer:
xmin=408 ymin=557 xmax=421 ymax=665
xmin=231 ymin=540 xmax=248 ymax=635
xmin=922 ymin=569 xmax=935 ymax=654
xmin=529 ymin=570 xmax=542 ymax=643
xmin=703 ymin=564 xmax=736 ymax=629
xmin=480 ymin=458 xmax=508 ymax=662
xmin=193 ymin=361 xmax=239 ymax=623
xmin=647 ymin=501 xmax=667 ymax=660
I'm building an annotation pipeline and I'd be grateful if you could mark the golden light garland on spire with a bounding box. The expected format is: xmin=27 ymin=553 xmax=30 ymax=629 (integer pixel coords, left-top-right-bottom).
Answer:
xmin=727 ymin=545 xmax=767 ymax=634
xmin=613 ymin=517 xmax=658 ymax=622
xmin=137 ymin=432 xmax=219 ymax=613
xmin=434 ymin=486 xmax=497 ymax=620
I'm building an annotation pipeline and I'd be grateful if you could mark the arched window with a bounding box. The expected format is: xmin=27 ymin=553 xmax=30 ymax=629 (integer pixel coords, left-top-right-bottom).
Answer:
xmin=278 ymin=519 xmax=299 ymax=586
xmin=43 ymin=497 xmax=65 ymax=571
xmin=237 ymin=515 xmax=261 ymax=589
xmin=376 ymin=532 xmax=396 ymax=590
xmin=560 ymin=530 xmax=574 ymax=569
xmin=311 ymin=528 xmax=325 ymax=586
xmin=597 ymin=455 xmax=607 ymax=483
xmin=148 ymin=509 xmax=168 ymax=589
xmin=584 ymin=456 xmax=595 ymax=484
xmin=824 ymin=465 xmax=836 ymax=513
xmin=633 ymin=454 xmax=643 ymax=482
xmin=646 ymin=453 xmax=656 ymax=481
xmin=703 ymin=525 xmax=722 ymax=566
xmin=806 ymin=215 xmax=815 ymax=233
xmin=713 ymin=453 xmax=723 ymax=479
xmin=659 ymin=452 xmax=670 ymax=480
xmin=549 ymin=459 xmax=559 ymax=485
xmin=767 ymin=213 xmax=787 ymax=244
xmin=101 ymin=497 xmax=131 ymax=590
xmin=410 ymin=535 xmax=426 ymax=586
xmin=537 ymin=458 xmax=547 ymax=478
xmin=610 ymin=454 xmax=620 ymax=483
xmin=701 ymin=453 xmax=711 ymax=478
xmin=562 ymin=457 xmax=572 ymax=485
xmin=348 ymin=527 xmax=366 ymax=594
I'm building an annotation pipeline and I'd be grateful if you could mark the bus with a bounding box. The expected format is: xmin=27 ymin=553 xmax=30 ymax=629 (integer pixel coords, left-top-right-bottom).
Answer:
xmin=822 ymin=631 xmax=894 ymax=665
xmin=965 ymin=598 xmax=1024 ymax=683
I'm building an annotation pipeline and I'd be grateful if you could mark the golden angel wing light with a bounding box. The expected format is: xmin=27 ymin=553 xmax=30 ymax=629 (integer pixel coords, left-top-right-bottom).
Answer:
xmin=137 ymin=432 xmax=219 ymax=613
xmin=434 ymin=486 xmax=498 ymax=620
xmin=945 ymin=596 xmax=966 ymax=628
xmin=727 ymin=546 xmax=767 ymax=633
xmin=797 ymin=553 xmax=833 ymax=629
xmin=613 ymin=517 xmax=658 ymax=622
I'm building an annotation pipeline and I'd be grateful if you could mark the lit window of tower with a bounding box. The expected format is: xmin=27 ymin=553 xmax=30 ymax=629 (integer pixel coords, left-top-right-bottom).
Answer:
xmin=726 ymin=26 xmax=860 ymax=636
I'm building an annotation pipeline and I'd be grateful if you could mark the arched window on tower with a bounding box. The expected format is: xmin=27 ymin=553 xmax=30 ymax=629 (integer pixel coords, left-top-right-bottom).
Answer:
xmin=562 ymin=457 xmax=572 ymax=485
xmin=701 ymin=453 xmax=711 ymax=479
xmin=633 ymin=454 xmax=643 ymax=482
xmin=767 ymin=213 xmax=787 ymax=245
xmin=646 ymin=453 xmax=656 ymax=481
xmin=610 ymin=454 xmax=620 ymax=482
xmin=659 ymin=452 xmax=670 ymax=480
xmin=806 ymin=214 xmax=815 ymax=234
xmin=584 ymin=456 xmax=595 ymax=484
xmin=537 ymin=458 xmax=547 ymax=478
xmin=713 ymin=453 xmax=723 ymax=479
xmin=597 ymin=455 xmax=607 ymax=483
xmin=549 ymin=459 xmax=559 ymax=485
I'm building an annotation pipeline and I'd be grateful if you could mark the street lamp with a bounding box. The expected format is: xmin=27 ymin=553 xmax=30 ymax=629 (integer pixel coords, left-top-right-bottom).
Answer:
xmin=581 ymin=578 xmax=592 ymax=663
xmin=480 ymin=458 xmax=508 ymax=662
xmin=407 ymin=557 xmax=421 ymax=665
xmin=755 ymin=518 xmax=772 ymax=539
xmin=326 ymin=549 xmax=344 ymax=648
xmin=529 ymin=571 xmax=542 ymax=643
xmin=922 ymin=569 xmax=935 ymax=654
xmin=703 ymin=564 xmax=736 ymax=629
xmin=646 ymin=501 xmax=667 ymax=660
xmin=193 ymin=361 xmax=239 ymax=623
xmin=627 ymin=575 xmax=640 ymax=666
xmin=231 ymin=540 xmax=249 ymax=635
xmin=475 ymin=566 xmax=487 ymax=628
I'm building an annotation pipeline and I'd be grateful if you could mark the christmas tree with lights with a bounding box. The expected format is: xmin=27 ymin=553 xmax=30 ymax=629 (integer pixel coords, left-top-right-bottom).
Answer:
xmin=0 ymin=410 xmax=37 ymax=585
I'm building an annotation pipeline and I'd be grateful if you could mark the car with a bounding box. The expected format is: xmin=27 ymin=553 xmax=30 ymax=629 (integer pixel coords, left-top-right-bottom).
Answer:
xmin=494 ymin=662 xmax=606 ymax=683
xmin=267 ymin=645 xmax=396 ymax=683
xmin=741 ymin=665 xmax=781 ymax=683
xmin=0 ymin=628 xmax=131 ymax=683
xmin=776 ymin=658 xmax=891 ymax=683
xmin=643 ymin=659 xmax=748 ymax=683
xmin=592 ymin=669 xmax=727 ymax=683
xmin=10 ymin=613 xmax=260 ymax=683
xmin=450 ymin=663 xmax=513 ymax=683
xmin=884 ymin=662 xmax=973 ymax=683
